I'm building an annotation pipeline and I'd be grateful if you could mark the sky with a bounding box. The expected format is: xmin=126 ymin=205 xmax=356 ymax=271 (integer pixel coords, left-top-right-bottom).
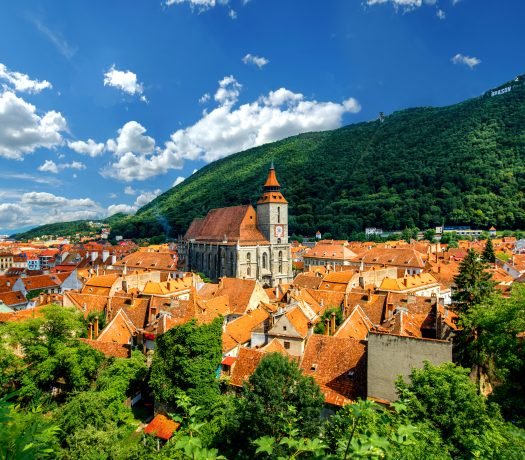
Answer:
xmin=0 ymin=0 xmax=524 ymax=234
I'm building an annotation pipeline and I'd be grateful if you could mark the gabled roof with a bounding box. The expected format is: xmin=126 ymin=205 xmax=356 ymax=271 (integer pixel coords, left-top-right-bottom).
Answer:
xmin=353 ymin=247 xmax=425 ymax=269
xmin=292 ymin=273 xmax=323 ymax=290
xmin=300 ymin=335 xmax=366 ymax=406
xmin=144 ymin=414 xmax=180 ymax=441
xmin=114 ymin=252 xmax=177 ymax=271
xmin=0 ymin=291 xmax=27 ymax=307
xmin=97 ymin=309 xmax=137 ymax=344
xmin=184 ymin=204 xmax=269 ymax=244
xmin=379 ymin=273 xmax=438 ymax=291
xmin=21 ymin=274 xmax=63 ymax=291
xmin=306 ymin=244 xmax=357 ymax=261
xmin=334 ymin=306 xmax=372 ymax=340
xmin=199 ymin=278 xmax=266 ymax=315
xmin=222 ymin=307 xmax=269 ymax=352
xmin=229 ymin=347 xmax=265 ymax=387
xmin=79 ymin=339 xmax=130 ymax=358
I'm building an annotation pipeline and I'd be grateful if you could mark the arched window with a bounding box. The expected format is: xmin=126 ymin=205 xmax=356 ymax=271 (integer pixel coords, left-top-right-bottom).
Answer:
xmin=247 ymin=252 xmax=251 ymax=277
xmin=230 ymin=252 xmax=234 ymax=276
xmin=277 ymin=207 xmax=281 ymax=223
xmin=207 ymin=253 xmax=211 ymax=270
xmin=278 ymin=251 xmax=283 ymax=273
xmin=262 ymin=252 xmax=268 ymax=269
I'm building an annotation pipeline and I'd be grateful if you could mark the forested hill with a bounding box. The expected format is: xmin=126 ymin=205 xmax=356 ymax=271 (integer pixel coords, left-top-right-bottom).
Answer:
xmin=18 ymin=75 xmax=525 ymax=240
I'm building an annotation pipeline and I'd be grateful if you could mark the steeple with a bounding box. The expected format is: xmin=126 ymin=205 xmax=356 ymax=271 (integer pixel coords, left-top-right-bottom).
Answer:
xmin=258 ymin=162 xmax=287 ymax=204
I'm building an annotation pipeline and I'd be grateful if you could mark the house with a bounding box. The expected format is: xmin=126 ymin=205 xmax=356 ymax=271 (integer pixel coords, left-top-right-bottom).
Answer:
xmin=0 ymin=291 xmax=28 ymax=311
xmin=377 ymin=273 xmax=440 ymax=297
xmin=222 ymin=307 xmax=270 ymax=356
xmin=0 ymin=253 xmax=14 ymax=272
xmin=267 ymin=305 xmax=313 ymax=356
xmin=350 ymin=247 xmax=425 ymax=275
xmin=303 ymin=242 xmax=357 ymax=270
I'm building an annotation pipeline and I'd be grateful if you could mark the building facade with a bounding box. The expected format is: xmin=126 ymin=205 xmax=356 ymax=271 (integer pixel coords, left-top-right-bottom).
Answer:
xmin=180 ymin=165 xmax=293 ymax=287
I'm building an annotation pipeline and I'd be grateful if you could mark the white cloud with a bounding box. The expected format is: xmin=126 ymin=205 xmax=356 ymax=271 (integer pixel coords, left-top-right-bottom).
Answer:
xmin=199 ymin=93 xmax=211 ymax=104
xmin=37 ymin=159 xmax=86 ymax=174
xmin=0 ymin=90 xmax=67 ymax=160
xmin=242 ymin=53 xmax=269 ymax=69
xmin=173 ymin=176 xmax=185 ymax=186
xmin=228 ymin=9 xmax=237 ymax=19
xmin=451 ymin=53 xmax=481 ymax=69
xmin=68 ymin=138 xmax=105 ymax=157
xmin=106 ymin=121 xmax=156 ymax=157
xmin=436 ymin=8 xmax=446 ymax=19
xmin=0 ymin=63 xmax=52 ymax=94
xmin=124 ymin=186 xmax=137 ymax=195
xmin=162 ymin=76 xmax=361 ymax=164
xmin=102 ymin=77 xmax=360 ymax=181
xmin=31 ymin=17 xmax=77 ymax=60
xmin=103 ymin=65 xmax=146 ymax=101
xmin=0 ymin=203 xmax=31 ymax=228
xmin=165 ymin=0 xmax=217 ymax=11
xmin=135 ymin=189 xmax=162 ymax=207
xmin=366 ymin=0 xmax=437 ymax=12
xmin=107 ymin=203 xmax=136 ymax=215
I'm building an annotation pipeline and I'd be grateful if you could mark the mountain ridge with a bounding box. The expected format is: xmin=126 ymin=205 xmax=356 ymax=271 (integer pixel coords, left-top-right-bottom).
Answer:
xmin=14 ymin=74 xmax=525 ymax=240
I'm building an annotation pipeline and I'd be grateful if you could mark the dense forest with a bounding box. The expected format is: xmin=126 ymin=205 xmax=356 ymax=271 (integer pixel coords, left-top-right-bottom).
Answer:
xmin=15 ymin=75 xmax=525 ymax=241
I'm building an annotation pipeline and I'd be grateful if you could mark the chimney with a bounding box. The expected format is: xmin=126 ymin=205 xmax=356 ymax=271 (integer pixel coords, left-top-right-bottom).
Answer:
xmin=367 ymin=288 xmax=372 ymax=302
xmin=122 ymin=279 xmax=128 ymax=293
xmin=358 ymin=276 xmax=364 ymax=289
xmin=94 ymin=316 xmax=99 ymax=338
xmin=307 ymin=321 xmax=314 ymax=337
xmin=88 ymin=322 xmax=93 ymax=340
xmin=91 ymin=251 xmax=98 ymax=263
xmin=102 ymin=250 xmax=109 ymax=263
xmin=330 ymin=311 xmax=336 ymax=335
xmin=324 ymin=318 xmax=330 ymax=335
xmin=106 ymin=297 xmax=112 ymax=321
xmin=149 ymin=306 xmax=158 ymax=324
xmin=111 ymin=254 xmax=117 ymax=265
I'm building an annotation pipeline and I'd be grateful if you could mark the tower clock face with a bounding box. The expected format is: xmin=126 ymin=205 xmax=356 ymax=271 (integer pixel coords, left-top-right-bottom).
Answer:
xmin=275 ymin=225 xmax=284 ymax=238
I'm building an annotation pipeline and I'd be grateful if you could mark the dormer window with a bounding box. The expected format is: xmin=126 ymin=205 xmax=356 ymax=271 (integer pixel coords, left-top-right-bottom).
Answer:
xmin=311 ymin=363 xmax=318 ymax=371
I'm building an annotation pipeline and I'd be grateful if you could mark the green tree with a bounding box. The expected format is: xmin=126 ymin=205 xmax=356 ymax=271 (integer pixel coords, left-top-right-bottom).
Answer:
xmin=423 ymin=229 xmax=436 ymax=243
xmin=452 ymin=249 xmax=494 ymax=314
xmin=235 ymin=353 xmax=324 ymax=456
xmin=396 ymin=362 xmax=525 ymax=459
xmin=482 ymin=237 xmax=496 ymax=263
xmin=150 ymin=318 xmax=223 ymax=410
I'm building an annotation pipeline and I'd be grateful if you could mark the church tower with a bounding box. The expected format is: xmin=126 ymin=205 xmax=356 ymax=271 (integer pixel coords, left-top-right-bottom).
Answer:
xmin=257 ymin=162 xmax=288 ymax=245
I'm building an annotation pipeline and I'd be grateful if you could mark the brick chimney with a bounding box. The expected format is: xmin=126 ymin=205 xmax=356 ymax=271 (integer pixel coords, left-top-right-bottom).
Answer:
xmin=88 ymin=322 xmax=93 ymax=340
xmin=330 ymin=311 xmax=336 ymax=335
xmin=324 ymin=318 xmax=330 ymax=335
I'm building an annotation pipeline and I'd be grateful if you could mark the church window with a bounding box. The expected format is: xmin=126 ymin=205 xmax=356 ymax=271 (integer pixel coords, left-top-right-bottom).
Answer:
xmin=277 ymin=207 xmax=281 ymax=223
xmin=247 ymin=253 xmax=251 ymax=276
xmin=230 ymin=253 xmax=234 ymax=276
xmin=278 ymin=251 xmax=283 ymax=273
xmin=262 ymin=252 xmax=267 ymax=269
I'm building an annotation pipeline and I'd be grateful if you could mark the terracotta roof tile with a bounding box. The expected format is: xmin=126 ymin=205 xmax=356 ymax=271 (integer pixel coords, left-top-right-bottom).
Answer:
xmin=0 ymin=290 xmax=27 ymax=307
xmin=300 ymin=335 xmax=366 ymax=406
xmin=223 ymin=307 xmax=269 ymax=352
xmin=354 ymin=247 xmax=425 ymax=269
xmin=144 ymin=414 xmax=180 ymax=441
xmin=229 ymin=347 xmax=265 ymax=387
xmin=79 ymin=339 xmax=130 ymax=358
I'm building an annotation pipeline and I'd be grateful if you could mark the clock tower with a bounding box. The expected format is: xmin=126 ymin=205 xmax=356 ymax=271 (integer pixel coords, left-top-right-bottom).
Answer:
xmin=257 ymin=162 xmax=288 ymax=245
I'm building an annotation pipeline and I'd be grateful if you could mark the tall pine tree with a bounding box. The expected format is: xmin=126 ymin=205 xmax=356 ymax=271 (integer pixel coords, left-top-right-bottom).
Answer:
xmin=482 ymin=238 xmax=496 ymax=264
xmin=453 ymin=249 xmax=494 ymax=314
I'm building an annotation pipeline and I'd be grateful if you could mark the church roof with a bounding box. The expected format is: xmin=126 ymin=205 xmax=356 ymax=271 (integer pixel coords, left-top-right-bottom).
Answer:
xmin=184 ymin=204 xmax=269 ymax=244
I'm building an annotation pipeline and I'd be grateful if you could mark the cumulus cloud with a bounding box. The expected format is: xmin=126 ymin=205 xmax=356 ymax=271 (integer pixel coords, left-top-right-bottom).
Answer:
xmin=452 ymin=53 xmax=481 ymax=69
xmin=199 ymin=93 xmax=211 ymax=104
xmin=124 ymin=186 xmax=137 ymax=195
xmin=68 ymin=138 xmax=105 ymax=157
xmin=38 ymin=160 xmax=86 ymax=174
xmin=242 ymin=53 xmax=269 ymax=69
xmin=0 ymin=63 xmax=52 ymax=94
xmin=135 ymin=189 xmax=162 ymax=207
xmin=107 ymin=203 xmax=136 ymax=215
xmin=102 ymin=76 xmax=360 ymax=181
xmin=173 ymin=176 xmax=185 ymax=186
xmin=104 ymin=65 xmax=147 ymax=101
xmin=106 ymin=121 xmax=156 ymax=157
xmin=163 ymin=76 xmax=361 ymax=164
xmin=0 ymin=90 xmax=67 ymax=160
xmin=0 ymin=203 xmax=31 ymax=228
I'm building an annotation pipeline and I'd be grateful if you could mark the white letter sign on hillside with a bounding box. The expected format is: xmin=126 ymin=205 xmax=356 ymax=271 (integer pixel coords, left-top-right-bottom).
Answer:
xmin=491 ymin=86 xmax=512 ymax=97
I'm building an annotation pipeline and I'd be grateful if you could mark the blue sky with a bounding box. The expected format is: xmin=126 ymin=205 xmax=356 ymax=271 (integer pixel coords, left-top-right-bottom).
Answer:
xmin=0 ymin=0 xmax=523 ymax=234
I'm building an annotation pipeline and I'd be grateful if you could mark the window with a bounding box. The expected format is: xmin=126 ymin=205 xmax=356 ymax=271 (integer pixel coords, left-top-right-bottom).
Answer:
xmin=277 ymin=206 xmax=281 ymax=223
xmin=230 ymin=253 xmax=234 ymax=276
xmin=247 ymin=253 xmax=251 ymax=276
xmin=284 ymin=341 xmax=290 ymax=349
xmin=283 ymin=325 xmax=287 ymax=331
xmin=278 ymin=251 xmax=283 ymax=273
xmin=262 ymin=252 xmax=267 ymax=269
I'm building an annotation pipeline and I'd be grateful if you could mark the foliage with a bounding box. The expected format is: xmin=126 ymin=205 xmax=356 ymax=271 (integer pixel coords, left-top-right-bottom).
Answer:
xmin=423 ymin=228 xmax=436 ymax=243
xmin=462 ymin=285 xmax=525 ymax=426
xmin=314 ymin=307 xmax=343 ymax=334
xmin=452 ymin=249 xmax=494 ymax=314
xmin=0 ymin=395 xmax=60 ymax=460
xmin=150 ymin=318 xmax=223 ymax=410
xmin=396 ymin=361 xmax=525 ymax=459
xmin=17 ymin=78 xmax=525 ymax=240
xmin=482 ymin=237 xmax=496 ymax=263
xmin=234 ymin=353 xmax=324 ymax=456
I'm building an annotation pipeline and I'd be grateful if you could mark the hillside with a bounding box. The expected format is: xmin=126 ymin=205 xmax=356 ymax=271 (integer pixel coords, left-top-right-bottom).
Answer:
xmin=17 ymin=75 xmax=525 ymax=240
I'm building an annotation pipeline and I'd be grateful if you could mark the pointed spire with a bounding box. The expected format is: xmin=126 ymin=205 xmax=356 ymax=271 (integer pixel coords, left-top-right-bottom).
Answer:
xmin=263 ymin=162 xmax=280 ymax=189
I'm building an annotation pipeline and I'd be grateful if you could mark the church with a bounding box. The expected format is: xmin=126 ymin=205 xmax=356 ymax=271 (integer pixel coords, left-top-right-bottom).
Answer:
xmin=180 ymin=164 xmax=293 ymax=287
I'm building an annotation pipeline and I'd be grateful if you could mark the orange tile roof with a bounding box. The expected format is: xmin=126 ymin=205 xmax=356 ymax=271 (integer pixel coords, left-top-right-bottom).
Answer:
xmin=97 ymin=310 xmax=136 ymax=344
xmin=260 ymin=338 xmax=290 ymax=355
xmin=83 ymin=274 xmax=119 ymax=289
xmin=284 ymin=306 xmax=310 ymax=338
xmin=354 ymin=247 xmax=425 ymax=269
xmin=346 ymin=291 xmax=387 ymax=325
xmin=306 ymin=244 xmax=357 ymax=261
xmin=0 ymin=290 xmax=27 ymax=307
xmin=292 ymin=273 xmax=323 ymax=290
xmin=379 ymin=273 xmax=438 ymax=291
xmin=21 ymin=274 xmax=63 ymax=291
xmin=115 ymin=252 xmax=177 ymax=271
xmin=229 ymin=347 xmax=265 ymax=387
xmin=0 ymin=305 xmax=46 ymax=323
xmin=184 ymin=204 xmax=269 ymax=244
xmin=334 ymin=306 xmax=372 ymax=340
xmin=65 ymin=292 xmax=109 ymax=318
xmin=199 ymin=278 xmax=262 ymax=315
xmin=300 ymin=335 xmax=366 ymax=406
xmin=144 ymin=414 xmax=180 ymax=441
xmin=79 ymin=339 xmax=130 ymax=358
xmin=223 ymin=307 xmax=269 ymax=352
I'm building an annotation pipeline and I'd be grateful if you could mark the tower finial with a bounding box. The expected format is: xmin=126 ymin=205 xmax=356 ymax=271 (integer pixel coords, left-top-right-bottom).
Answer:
xmin=270 ymin=159 xmax=275 ymax=170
